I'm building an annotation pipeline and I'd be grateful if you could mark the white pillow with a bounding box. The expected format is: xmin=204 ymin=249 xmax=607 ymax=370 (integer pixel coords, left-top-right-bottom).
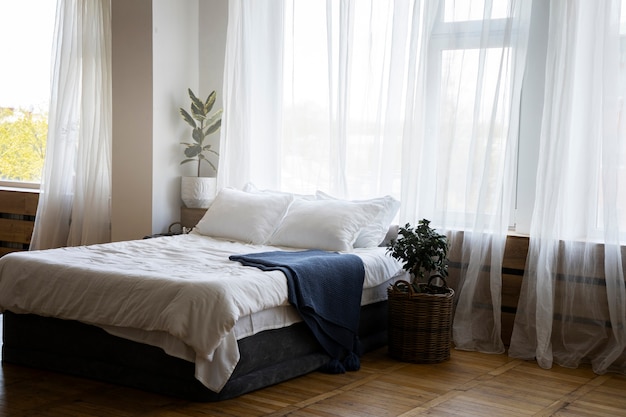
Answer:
xmin=316 ymin=191 xmax=400 ymax=248
xmin=242 ymin=182 xmax=316 ymax=200
xmin=268 ymin=198 xmax=382 ymax=252
xmin=194 ymin=188 xmax=293 ymax=244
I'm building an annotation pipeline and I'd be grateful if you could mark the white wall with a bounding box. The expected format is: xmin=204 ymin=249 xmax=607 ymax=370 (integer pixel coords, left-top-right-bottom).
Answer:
xmin=111 ymin=0 xmax=228 ymax=239
xmin=153 ymin=0 xmax=200 ymax=233
xmin=199 ymin=0 xmax=228 ymax=164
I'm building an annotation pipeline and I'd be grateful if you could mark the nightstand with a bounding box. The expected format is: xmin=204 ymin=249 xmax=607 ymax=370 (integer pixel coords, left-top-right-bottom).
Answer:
xmin=180 ymin=206 xmax=208 ymax=229
xmin=143 ymin=221 xmax=185 ymax=239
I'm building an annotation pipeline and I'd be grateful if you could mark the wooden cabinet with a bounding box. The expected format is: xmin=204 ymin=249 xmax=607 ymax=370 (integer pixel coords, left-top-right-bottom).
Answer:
xmin=180 ymin=206 xmax=207 ymax=229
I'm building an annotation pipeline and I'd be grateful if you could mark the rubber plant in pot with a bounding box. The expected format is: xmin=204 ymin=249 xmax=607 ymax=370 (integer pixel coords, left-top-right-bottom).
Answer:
xmin=386 ymin=219 xmax=450 ymax=294
xmin=179 ymin=88 xmax=222 ymax=208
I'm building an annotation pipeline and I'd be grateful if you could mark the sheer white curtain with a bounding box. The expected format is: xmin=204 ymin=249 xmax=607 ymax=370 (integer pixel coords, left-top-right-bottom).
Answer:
xmin=220 ymin=0 xmax=531 ymax=352
xmin=509 ymin=0 xmax=626 ymax=374
xmin=31 ymin=0 xmax=112 ymax=250
xmin=218 ymin=0 xmax=285 ymax=191
xmin=220 ymin=0 xmax=405 ymax=198
xmin=399 ymin=1 xmax=531 ymax=353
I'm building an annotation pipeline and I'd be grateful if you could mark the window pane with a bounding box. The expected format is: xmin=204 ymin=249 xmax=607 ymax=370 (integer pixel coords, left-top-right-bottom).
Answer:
xmin=0 ymin=0 xmax=55 ymax=183
xmin=436 ymin=48 xmax=511 ymax=218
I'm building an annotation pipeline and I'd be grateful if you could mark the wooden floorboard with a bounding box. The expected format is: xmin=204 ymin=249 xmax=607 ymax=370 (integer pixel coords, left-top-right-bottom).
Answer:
xmin=1 ymin=318 xmax=625 ymax=417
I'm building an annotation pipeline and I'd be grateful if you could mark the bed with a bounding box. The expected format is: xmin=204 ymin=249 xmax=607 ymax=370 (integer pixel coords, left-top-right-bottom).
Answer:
xmin=0 ymin=187 xmax=404 ymax=401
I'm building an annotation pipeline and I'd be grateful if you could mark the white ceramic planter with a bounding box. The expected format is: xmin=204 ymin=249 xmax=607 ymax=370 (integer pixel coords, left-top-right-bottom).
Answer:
xmin=181 ymin=176 xmax=217 ymax=208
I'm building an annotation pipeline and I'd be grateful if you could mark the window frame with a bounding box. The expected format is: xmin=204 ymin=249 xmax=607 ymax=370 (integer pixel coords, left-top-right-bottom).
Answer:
xmin=0 ymin=180 xmax=40 ymax=190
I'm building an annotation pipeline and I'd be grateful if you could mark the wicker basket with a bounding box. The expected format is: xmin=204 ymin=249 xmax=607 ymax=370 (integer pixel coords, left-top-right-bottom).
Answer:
xmin=387 ymin=278 xmax=454 ymax=363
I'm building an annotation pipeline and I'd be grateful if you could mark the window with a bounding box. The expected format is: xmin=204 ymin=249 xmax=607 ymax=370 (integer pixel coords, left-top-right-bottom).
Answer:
xmin=405 ymin=0 xmax=531 ymax=233
xmin=226 ymin=1 xmax=626 ymax=239
xmin=268 ymin=0 xmax=528 ymax=226
xmin=0 ymin=0 xmax=56 ymax=188
xmin=428 ymin=3 xmax=519 ymax=227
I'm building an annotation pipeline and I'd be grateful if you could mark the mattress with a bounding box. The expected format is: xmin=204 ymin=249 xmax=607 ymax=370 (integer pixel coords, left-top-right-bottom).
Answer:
xmin=0 ymin=233 xmax=404 ymax=392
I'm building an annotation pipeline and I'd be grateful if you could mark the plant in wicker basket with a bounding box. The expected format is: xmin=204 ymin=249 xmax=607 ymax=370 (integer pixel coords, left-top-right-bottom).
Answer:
xmin=386 ymin=219 xmax=454 ymax=364
xmin=386 ymin=219 xmax=450 ymax=294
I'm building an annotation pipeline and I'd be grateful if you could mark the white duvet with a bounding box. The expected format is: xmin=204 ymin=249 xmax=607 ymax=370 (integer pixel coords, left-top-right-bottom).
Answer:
xmin=0 ymin=233 xmax=403 ymax=391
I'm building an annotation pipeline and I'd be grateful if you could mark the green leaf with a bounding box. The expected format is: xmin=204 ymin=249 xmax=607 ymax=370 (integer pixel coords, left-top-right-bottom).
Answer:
xmin=191 ymin=102 xmax=206 ymax=121
xmin=205 ymin=109 xmax=222 ymax=126
xmin=205 ymin=118 xmax=222 ymax=136
xmin=180 ymin=158 xmax=196 ymax=165
xmin=179 ymin=108 xmax=196 ymax=128
xmin=192 ymin=127 xmax=204 ymax=143
xmin=204 ymin=91 xmax=217 ymax=114
xmin=189 ymin=88 xmax=207 ymax=121
xmin=188 ymin=89 xmax=204 ymax=112
xmin=386 ymin=219 xmax=448 ymax=282
xmin=184 ymin=144 xmax=202 ymax=158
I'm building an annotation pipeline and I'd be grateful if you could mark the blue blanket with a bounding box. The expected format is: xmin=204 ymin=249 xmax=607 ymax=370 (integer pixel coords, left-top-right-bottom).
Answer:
xmin=229 ymin=249 xmax=365 ymax=373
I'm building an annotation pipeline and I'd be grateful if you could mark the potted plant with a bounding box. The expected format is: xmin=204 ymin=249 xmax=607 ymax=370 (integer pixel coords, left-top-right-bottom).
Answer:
xmin=386 ymin=219 xmax=450 ymax=294
xmin=179 ymin=88 xmax=222 ymax=208
xmin=385 ymin=219 xmax=454 ymax=363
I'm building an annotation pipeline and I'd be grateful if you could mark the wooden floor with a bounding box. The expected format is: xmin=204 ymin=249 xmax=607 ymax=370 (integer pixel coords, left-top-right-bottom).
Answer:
xmin=2 ymin=329 xmax=626 ymax=417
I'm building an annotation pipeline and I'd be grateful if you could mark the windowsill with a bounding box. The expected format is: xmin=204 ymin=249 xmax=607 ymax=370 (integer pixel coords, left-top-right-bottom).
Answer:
xmin=455 ymin=230 xmax=626 ymax=252
xmin=0 ymin=184 xmax=40 ymax=193
xmin=506 ymin=231 xmax=530 ymax=239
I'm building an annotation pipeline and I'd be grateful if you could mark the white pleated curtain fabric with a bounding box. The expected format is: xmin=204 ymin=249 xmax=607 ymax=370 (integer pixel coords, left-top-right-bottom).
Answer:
xmin=219 ymin=0 xmax=409 ymax=198
xmin=220 ymin=0 xmax=531 ymax=353
xmin=31 ymin=0 xmax=112 ymax=250
xmin=218 ymin=0 xmax=285 ymax=191
xmin=509 ymin=1 xmax=626 ymax=374
xmin=403 ymin=1 xmax=531 ymax=354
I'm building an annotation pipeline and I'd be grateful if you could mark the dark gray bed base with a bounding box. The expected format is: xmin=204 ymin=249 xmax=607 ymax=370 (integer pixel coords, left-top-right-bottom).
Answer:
xmin=1 ymin=301 xmax=388 ymax=401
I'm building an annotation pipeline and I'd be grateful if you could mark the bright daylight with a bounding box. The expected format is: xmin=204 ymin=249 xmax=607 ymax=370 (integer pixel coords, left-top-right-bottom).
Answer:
xmin=0 ymin=0 xmax=55 ymax=184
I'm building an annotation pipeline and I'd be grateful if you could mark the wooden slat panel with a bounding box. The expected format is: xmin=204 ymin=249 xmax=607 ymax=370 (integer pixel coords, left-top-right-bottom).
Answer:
xmin=503 ymin=235 xmax=529 ymax=271
xmin=440 ymin=233 xmax=625 ymax=344
xmin=0 ymin=189 xmax=39 ymax=216
xmin=501 ymin=311 xmax=516 ymax=346
xmin=0 ymin=189 xmax=38 ymax=256
xmin=0 ymin=218 xmax=34 ymax=244
xmin=501 ymin=273 xmax=523 ymax=311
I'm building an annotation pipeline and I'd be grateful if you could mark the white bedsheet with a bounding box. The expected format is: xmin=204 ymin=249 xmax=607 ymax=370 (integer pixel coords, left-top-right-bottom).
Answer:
xmin=0 ymin=233 xmax=404 ymax=391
